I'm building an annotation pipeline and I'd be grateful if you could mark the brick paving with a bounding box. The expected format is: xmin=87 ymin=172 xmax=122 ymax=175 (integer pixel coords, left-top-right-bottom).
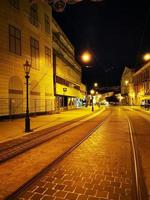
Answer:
xmin=16 ymin=108 xmax=134 ymax=200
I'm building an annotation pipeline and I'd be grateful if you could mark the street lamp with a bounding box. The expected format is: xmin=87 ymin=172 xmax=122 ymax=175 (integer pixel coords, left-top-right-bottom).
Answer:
xmin=143 ymin=53 xmax=150 ymax=62
xmin=125 ymin=80 xmax=129 ymax=86
xmin=23 ymin=60 xmax=31 ymax=132
xmin=81 ymin=51 xmax=92 ymax=63
xmin=90 ymin=89 xmax=95 ymax=112
xmin=94 ymin=82 xmax=98 ymax=88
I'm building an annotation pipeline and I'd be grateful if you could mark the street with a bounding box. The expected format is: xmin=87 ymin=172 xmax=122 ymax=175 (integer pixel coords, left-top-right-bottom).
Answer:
xmin=0 ymin=107 xmax=149 ymax=200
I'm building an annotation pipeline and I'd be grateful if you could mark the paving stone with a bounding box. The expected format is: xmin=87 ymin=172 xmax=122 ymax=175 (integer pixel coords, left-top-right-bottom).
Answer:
xmin=54 ymin=184 xmax=66 ymax=190
xmin=30 ymin=193 xmax=43 ymax=200
xmin=108 ymin=191 xmax=120 ymax=200
xmin=65 ymin=192 xmax=79 ymax=200
xmin=64 ymin=185 xmax=76 ymax=192
xmin=96 ymin=190 xmax=108 ymax=198
xmin=63 ymin=180 xmax=74 ymax=186
xmin=74 ymin=186 xmax=85 ymax=194
xmin=85 ymin=189 xmax=97 ymax=196
xmin=84 ymin=183 xmax=94 ymax=190
xmin=34 ymin=186 xmax=47 ymax=194
xmin=44 ymin=182 xmax=56 ymax=189
xmin=88 ymin=197 xmax=100 ymax=200
xmin=55 ymin=190 xmax=67 ymax=198
xmin=44 ymin=188 xmax=56 ymax=196
xmin=16 ymin=109 xmax=134 ymax=200
xmin=41 ymin=195 xmax=55 ymax=200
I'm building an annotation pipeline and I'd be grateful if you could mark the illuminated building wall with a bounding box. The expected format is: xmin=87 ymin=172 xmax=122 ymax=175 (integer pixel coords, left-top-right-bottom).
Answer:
xmin=0 ymin=0 xmax=54 ymax=117
xmin=0 ymin=1 xmax=86 ymax=117
xmin=52 ymin=18 xmax=86 ymax=111
xmin=121 ymin=67 xmax=135 ymax=105
xmin=133 ymin=62 xmax=150 ymax=105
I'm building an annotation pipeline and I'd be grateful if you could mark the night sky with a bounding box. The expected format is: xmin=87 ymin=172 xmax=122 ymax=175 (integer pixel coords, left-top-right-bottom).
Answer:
xmin=53 ymin=0 xmax=150 ymax=88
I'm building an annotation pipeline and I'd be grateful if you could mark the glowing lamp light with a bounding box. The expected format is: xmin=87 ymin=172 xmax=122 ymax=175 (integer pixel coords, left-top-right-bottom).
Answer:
xmin=125 ymin=80 xmax=129 ymax=85
xmin=90 ymin=89 xmax=95 ymax=95
xmin=23 ymin=60 xmax=31 ymax=75
xmin=94 ymin=82 xmax=98 ymax=87
xmin=143 ymin=53 xmax=150 ymax=61
xmin=81 ymin=51 xmax=92 ymax=63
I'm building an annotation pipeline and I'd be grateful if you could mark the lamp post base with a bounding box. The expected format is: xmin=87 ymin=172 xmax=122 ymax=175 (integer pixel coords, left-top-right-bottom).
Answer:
xmin=92 ymin=106 xmax=94 ymax=112
xmin=25 ymin=117 xmax=30 ymax=132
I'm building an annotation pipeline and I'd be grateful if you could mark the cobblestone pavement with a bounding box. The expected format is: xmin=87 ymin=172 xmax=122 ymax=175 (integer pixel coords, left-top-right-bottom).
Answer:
xmin=16 ymin=108 xmax=134 ymax=200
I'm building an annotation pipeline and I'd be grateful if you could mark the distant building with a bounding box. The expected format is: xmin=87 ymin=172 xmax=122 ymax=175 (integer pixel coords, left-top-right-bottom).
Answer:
xmin=0 ymin=0 xmax=85 ymax=118
xmin=133 ymin=62 xmax=150 ymax=105
xmin=121 ymin=67 xmax=135 ymax=105
xmin=121 ymin=63 xmax=150 ymax=106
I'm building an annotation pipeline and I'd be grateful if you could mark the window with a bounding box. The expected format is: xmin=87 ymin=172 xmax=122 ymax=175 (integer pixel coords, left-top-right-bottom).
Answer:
xmin=45 ymin=47 xmax=51 ymax=66
xmin=9 ymin=0 xmax=19 ymax=9
xmin=45 ymin=14 xmax=50 ymax=33
xmin=9 ymin=25 xmax=21 ymax=55
xmin=30 ymin=37 xmax=39 ymax=69
xmin=30 ymin=4 xmax=38 ymax=27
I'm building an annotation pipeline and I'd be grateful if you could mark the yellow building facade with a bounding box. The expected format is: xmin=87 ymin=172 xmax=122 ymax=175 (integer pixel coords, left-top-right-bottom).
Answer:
xmin=121 ymin=67 xmax=135 ymax=105
xmin=133 ymin=62 xmax=150 ymax=105
xmin=0 ymin=0 xmax=86 ymax=118
xmin=121 ymin=63 xmax=150 ymax=106
xmin=52 ymin=18 xmax=85 ymax=111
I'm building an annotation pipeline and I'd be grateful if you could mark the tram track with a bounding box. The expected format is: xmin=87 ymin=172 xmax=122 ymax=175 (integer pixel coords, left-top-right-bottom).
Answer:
xmin=125 ymin=109 xmax=148 ymax=200
xmin=6 ymin=108 xmax=112 ymax=199
xmin=0 ymin=109 xmax=105 ymax=163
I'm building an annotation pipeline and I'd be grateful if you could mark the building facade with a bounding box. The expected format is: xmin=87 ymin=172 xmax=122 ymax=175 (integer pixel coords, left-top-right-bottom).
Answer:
xmin=52 ymin=18 xmax=85 ymax=112
xmin=0 ymin=0 xmax=85 ymax=118
xmin=121 ymin=63 xmax=150 ymax=106
xmin=121 ymin=67 xmax=135 ymax=105
xmin=133 ymin=62 xmax=150 ymax=105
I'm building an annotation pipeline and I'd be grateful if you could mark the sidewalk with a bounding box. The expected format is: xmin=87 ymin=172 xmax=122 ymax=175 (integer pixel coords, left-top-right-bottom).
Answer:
xmin=0 ymin=106 xmax=103 ymax=143
xmin=131 ymin=106 xmax=150 ymax=115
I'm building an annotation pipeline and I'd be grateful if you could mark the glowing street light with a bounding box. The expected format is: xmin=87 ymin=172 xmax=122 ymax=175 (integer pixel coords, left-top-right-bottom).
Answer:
xmin=125 ymin=80 xmax=129 ymax=86
xmin=94 ymin=82 xmax=98 ymax=87
xmin=81 ymin=51 xmax=92 ymax=63
xmin=143 ymin=53 xmax=150 ymax=62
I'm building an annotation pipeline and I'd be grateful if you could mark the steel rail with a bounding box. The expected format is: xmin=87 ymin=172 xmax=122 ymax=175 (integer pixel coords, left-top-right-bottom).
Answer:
xmin=126 ymin=114 xmax=147 ymax=200
xmin=0 ymin=109 xmax=106 ymax=163
xmin=6 ymin=109 xmax=112 ymax=200
xmin=0 ymin=109 xmax=102 ymax=152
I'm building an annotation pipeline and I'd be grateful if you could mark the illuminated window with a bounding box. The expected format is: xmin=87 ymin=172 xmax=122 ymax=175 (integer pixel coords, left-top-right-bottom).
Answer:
xmin=9 ymin=25 xmax=21 ymax=55
xmin=9 ymin=0 xmax=19 ymax=9
xmin=45 ymin=47 xmax=51 ymax=66
xmin=30 ymin=4 xmax=38 ymax=27
xmin=45 ymin=14 xmax=50 ymax=34
xmin=30 ymin=37 xmax=39 ymax=69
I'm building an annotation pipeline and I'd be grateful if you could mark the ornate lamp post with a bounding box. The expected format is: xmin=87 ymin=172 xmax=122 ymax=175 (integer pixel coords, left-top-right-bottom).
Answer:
xmin=23 ymin=60 xmax=31 ymax=132
xmin=90 ymin=89 xmax=95 ymax=112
